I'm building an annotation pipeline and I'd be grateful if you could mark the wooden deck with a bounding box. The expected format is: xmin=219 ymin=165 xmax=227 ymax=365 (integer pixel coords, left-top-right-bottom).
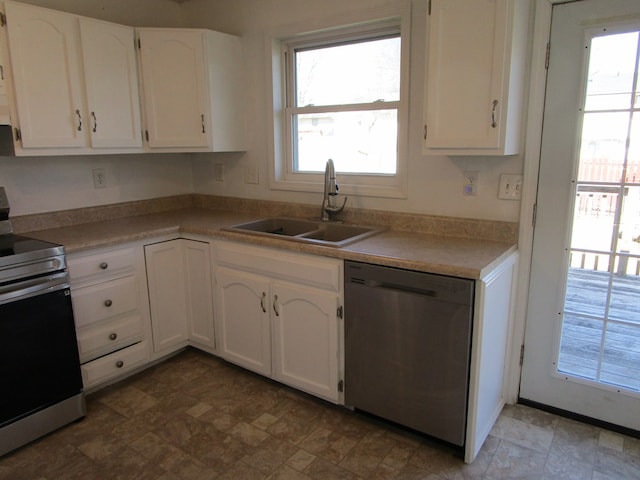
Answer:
xmin=558 ymin=268 xmax=640 ymax=392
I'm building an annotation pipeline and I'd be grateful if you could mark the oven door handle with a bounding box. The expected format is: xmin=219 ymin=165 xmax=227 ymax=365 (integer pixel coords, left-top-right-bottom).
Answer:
xmin=0 ymin=271 xmax=70 ymax=305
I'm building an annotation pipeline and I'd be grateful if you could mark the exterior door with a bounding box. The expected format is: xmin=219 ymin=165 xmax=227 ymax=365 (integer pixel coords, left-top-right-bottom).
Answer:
xmin=520 ymin=0 xmax=640 ymax=430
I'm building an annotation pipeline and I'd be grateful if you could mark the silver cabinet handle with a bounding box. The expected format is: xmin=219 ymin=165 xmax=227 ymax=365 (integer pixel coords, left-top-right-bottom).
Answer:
xmin=109 ymin=332 xmax=117 ymax=341
xmin=273 ymin=294 xmax=279 ymax=316
xmin=201 ymin=114 xmax=206 ymax=133
xmin=100 ymin=262 xmax=108 ymax=270
xmin=75 ymin=109 xmax=82 ymax=131
xmin=260 ymin=292 xmax=267 ymax=313
xmin=91 ymin=112 xmax=97 ymax=133
xmin=104 ymin=299 xmax=113 ymax=307
xmin=491 ymin=99 xmax=499 ymax=128
xmin=115 ymin=360 xmax=124 ymax=368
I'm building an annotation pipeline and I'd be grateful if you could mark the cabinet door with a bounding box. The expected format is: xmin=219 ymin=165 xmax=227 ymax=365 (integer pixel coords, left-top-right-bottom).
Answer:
xmin=138 ymin=29 xmax=210 ymax=148
xmin=425 ymin=0 xmax=509 ymax=152
xmin=145 ymin=240 xmax=189 ymax=354
xmin=183 ymin=240 xmax=215 ymax=349
xmin=5 ymin=1 xmax=86 ymax=148
xmin=215 ymin=267 xmax=271 ymax=376
xmin=79 ymin=18 xmax=142 ymax=148
xmin=272 ymin=281 xmax=339 ymax=402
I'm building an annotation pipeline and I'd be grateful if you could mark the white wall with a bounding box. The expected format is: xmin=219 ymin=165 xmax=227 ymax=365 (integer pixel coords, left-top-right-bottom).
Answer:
xmin=184 ymin=0 xmax=527 ymax=222
xmin=0 ymin=0 xmax=193 ymax=216
xmin=0 ymin=154 xmax=194 ymax=216
xmin=6 ymin=0 xmax=187 ymax=27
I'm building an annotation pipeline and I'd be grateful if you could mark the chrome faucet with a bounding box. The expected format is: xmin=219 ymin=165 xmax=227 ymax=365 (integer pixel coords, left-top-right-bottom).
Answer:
xmin=321 ymin=159 xmax=347 ymax=221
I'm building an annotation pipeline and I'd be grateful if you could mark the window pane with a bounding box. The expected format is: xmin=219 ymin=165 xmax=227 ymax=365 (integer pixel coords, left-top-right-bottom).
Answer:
xmin=577 ymin=112 xmax=630 ymax=182
xmin=295 ymin=37 xmax=400 ymax=107
xmin=295 ymin=110 xmax=397 ymax=174
xmin=557 ymin=313 xmax=601 ymax=380
xmin=601 ymin=322 xmax=640 ymax=391
xmin=570 ymin=186 xmax=618 ymax=252
xmin=584 ymin=32 xmax=638 ymax=111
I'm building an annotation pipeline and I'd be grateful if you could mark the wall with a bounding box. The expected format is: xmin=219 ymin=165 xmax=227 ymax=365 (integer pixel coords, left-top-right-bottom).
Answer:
xmin=0 ymin=0 xmax=529 ymax=221
xmin=0 ymin=0 xmax=191 ymax=216
xmin=183 ymin=0 xmax=528 ymax=222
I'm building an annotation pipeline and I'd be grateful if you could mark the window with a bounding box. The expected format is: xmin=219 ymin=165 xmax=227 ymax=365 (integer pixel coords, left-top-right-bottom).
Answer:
xmin=287 ymin=33 xmax=400 ymax=175
xmin=268 ymin=13 xmax=410 ymax=198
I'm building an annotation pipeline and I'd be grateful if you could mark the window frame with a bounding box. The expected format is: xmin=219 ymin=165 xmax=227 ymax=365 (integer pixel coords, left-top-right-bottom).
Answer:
xmin=267 ymin=8 xmax=411 ymax=198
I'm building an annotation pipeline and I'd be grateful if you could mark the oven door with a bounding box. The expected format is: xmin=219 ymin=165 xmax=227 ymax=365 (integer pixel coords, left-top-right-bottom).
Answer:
xmin=0 ymin=277 xmax=83 ymax=427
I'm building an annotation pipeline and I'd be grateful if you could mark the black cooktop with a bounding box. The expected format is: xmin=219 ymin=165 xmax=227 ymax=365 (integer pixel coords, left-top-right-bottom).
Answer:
xmin=0 ymin=234 xmax=65 ymax=268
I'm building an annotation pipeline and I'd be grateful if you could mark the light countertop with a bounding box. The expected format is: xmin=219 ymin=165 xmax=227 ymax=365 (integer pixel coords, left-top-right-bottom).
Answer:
xmin=26 ymin=207 xmax=517 ymax=280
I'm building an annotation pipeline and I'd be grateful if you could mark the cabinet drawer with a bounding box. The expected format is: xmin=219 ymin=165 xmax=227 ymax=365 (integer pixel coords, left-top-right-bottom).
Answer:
xmin=81 ymin=341 xmax=149 ymax=389
xmin=72 ymin=276 xmax=139 ymax=328
xmin=77 ymin=313 xmax=143 ymax=364
xmin=215 ymin=241 xmax=341 ymax=292
xmin=68 ymin=247 xmax=136 ymax=284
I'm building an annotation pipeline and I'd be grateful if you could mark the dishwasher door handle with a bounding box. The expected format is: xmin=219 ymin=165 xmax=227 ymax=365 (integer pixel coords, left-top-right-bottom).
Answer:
xmin=364 ymin=279 xmax=437 ymax=298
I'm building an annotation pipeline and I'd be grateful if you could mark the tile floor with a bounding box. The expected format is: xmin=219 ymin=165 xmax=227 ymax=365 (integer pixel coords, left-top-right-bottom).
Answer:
xmin=1 ymin=348 xmax=639 ymax=480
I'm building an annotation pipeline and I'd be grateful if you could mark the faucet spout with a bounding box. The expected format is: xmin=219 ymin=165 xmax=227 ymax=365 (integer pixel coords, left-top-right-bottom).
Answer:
xmin=321 ymin=159 xmax=347 ymax=221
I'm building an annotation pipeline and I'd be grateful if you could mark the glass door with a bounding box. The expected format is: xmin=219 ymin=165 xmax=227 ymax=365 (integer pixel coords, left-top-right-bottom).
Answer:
xmin=520 ymin=0 xmax=640 ymax=430
xmin=558 ymin=30 xmax=640 ymax=392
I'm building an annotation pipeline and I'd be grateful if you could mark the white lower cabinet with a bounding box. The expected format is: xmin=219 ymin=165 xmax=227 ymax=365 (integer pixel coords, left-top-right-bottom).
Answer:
xmin=271 ymin=281 xmax=339 ymax=402
xmin=68 ymin=244 xmax=152 ymax=389
xmin=214 ymin=241 xmax=343 ymax=403
xmin=144 ymin=238 xmax=215 ymax=355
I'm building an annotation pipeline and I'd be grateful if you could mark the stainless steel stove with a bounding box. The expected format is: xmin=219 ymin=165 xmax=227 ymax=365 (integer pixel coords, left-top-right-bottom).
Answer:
xmin=0 ymin=187 xmax=85 ymax=457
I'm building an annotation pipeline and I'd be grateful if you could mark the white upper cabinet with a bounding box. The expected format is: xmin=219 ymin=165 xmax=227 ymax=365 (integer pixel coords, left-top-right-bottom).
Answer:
xmin=137 ymin=28 xmax=245 ymax=152
xmin=423 ymin=0 xmax=529 ymax=155
xmin=5 ymin=1 xmax=86 ymax=149
xmin=79 ymin=18 xmax=142 ymax=149
xmin=4 ymin=1 xmax=142 ymax=154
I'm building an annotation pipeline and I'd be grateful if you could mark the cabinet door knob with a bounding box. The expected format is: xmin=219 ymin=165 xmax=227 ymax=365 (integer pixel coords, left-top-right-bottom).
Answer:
xmin=109 ymin=332 xmax=117 ymax=341
xmin=115 ymin=360 xmax=124 ymax=368
xmin=104 ymin=299 xmax=113 ymax=307
xmin=100 ymin=262 xmax=109 ymax=270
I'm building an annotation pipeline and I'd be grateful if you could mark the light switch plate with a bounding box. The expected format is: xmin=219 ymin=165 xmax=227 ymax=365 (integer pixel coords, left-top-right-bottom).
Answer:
xmin=498 ymin=174 xmax=523 ymax=200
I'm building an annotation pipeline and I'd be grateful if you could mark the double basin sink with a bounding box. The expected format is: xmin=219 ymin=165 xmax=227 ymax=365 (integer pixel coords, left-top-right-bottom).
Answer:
xmin=223 ymin=217 xmax=382 ymax=248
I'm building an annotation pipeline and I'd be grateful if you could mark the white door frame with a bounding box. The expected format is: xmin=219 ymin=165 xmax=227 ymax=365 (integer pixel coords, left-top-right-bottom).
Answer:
xmin=506 ymin=0 xmax=561 ymax=403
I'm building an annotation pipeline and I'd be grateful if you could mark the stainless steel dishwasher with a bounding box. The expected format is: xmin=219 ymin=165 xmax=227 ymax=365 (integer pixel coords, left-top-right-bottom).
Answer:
xmin=344 ymin=261 xmax=474 ymax=447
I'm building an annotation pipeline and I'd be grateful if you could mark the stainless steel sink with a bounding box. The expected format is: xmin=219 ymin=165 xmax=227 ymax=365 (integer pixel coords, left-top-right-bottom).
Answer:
xmin=223 ymin=217 xmax=382 ymax=247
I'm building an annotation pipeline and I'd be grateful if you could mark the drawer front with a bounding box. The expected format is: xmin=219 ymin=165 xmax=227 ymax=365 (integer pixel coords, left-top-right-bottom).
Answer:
xmin=72 ymin=276 xmax=139 ymax=328
xmin=81 ymin=341 xmax=149 ymax=389
xmin=214 ymin=241 xmax=341 ymax=292
xmin=77 ymin=313 xmax=143 ymax=364
xmin=68 ymin=247 xmax=136 ymax=284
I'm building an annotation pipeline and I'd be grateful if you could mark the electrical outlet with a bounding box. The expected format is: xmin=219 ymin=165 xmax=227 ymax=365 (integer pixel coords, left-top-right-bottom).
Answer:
xmin=214 ymin=163 xmax=224 ymax=182
xmin=245 ymin=165 xmax=259 ymax=184
xmin=93 ymin=168 xmax=107 ymax=189
xmin=498 ymin=174 xmax=523 ymax=200
xmin=463 ymin=171 xmax=478 ymax=196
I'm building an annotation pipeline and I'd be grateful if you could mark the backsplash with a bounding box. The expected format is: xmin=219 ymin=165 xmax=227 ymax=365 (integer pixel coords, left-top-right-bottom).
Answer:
xmin=12 ymin=194 xmax=518 ymax=244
